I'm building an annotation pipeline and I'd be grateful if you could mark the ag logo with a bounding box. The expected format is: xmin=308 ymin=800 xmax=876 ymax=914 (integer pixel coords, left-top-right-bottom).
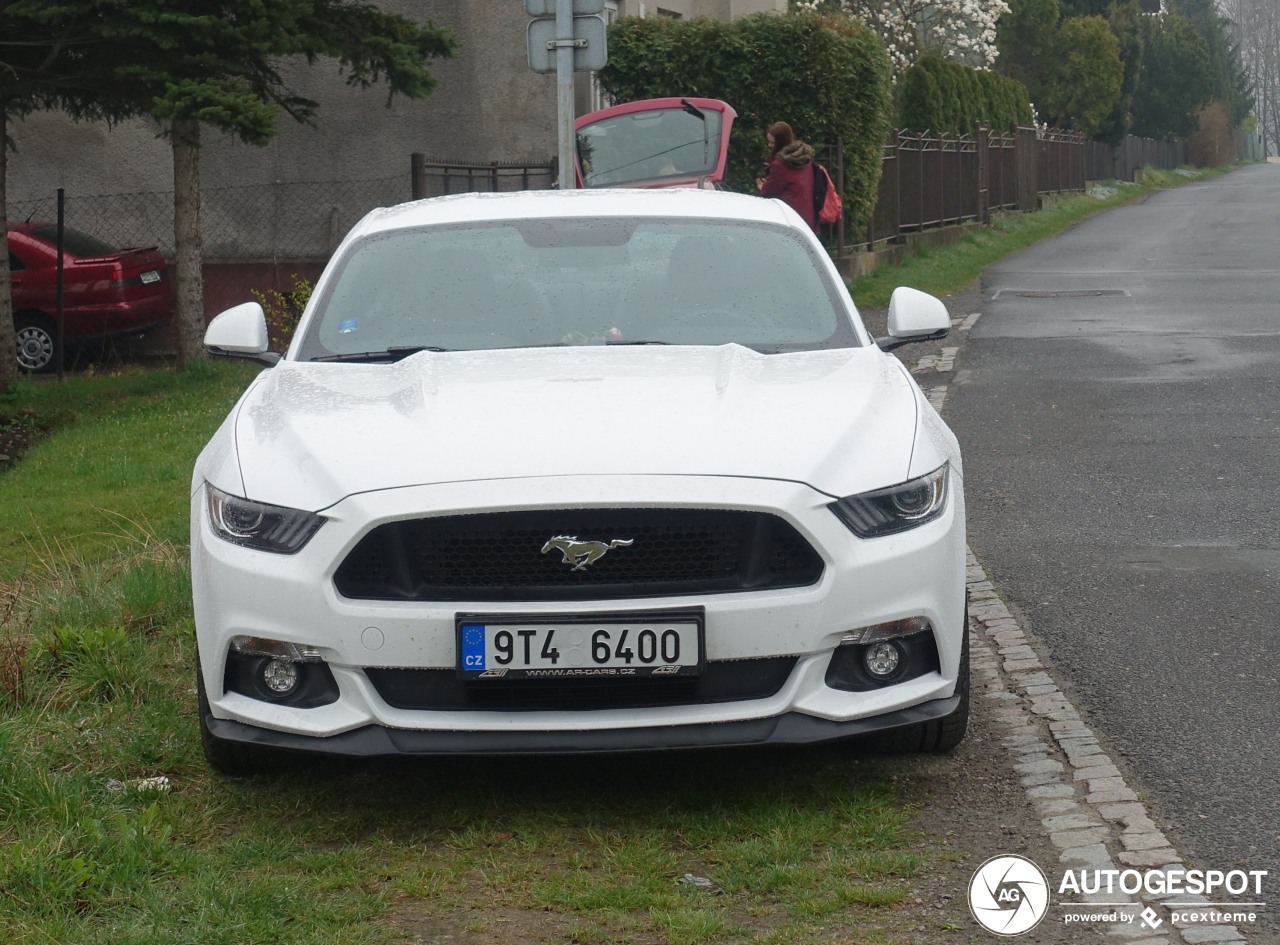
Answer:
xmin=968 ymin=854 xmax=1050 ymax=935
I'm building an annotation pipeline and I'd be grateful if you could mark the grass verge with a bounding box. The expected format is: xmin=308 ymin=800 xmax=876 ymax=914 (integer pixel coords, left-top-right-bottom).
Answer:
xmin=0 ymin=363 xmax=926 ymax=945
xmin=0 ymin=359 xmax=260 ymax=581
xmin=1 ymin=541 xmax=924 ymax=945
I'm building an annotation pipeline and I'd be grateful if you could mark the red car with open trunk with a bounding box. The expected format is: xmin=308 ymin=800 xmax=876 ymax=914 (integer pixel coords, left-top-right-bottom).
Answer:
xmin=574 ymin=97 xmax=737 ymax=190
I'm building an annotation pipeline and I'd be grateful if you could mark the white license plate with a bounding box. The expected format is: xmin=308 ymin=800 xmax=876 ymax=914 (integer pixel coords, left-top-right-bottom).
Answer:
xmin=458 ymin=614 xmax=703 ymax=679
xmin=140 ymin=270 xmax=161 ymax=284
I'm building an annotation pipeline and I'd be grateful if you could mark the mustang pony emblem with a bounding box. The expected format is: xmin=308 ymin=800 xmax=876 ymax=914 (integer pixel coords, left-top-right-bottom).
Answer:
xmin=541 ymin=535 xmax=634 ymax=571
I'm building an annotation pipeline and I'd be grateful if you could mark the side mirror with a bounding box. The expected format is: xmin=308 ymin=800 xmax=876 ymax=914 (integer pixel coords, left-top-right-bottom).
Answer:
xmin=876 ymin=286 xmax=951 ymax=352
xmin=204 ymin=301 xmax=280 ymax=366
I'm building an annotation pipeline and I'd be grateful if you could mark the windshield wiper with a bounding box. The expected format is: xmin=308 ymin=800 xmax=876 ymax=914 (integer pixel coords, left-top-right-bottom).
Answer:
xmin=312 ymin=345 xmax=447 ymax=363
xmin=605 ymin=339 xmax=669 ymax=345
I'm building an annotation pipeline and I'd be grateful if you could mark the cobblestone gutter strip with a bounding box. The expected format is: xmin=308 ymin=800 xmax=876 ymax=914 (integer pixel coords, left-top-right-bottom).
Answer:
xmin=967 ymin=559 xmax=1250 ymax=945
xmin=921 ymin=312 xmax=1250 ymax=945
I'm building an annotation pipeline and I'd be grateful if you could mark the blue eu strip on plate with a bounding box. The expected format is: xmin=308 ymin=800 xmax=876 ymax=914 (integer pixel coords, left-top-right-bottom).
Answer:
xmin=460 ymin=623 xmax=486 ymax=670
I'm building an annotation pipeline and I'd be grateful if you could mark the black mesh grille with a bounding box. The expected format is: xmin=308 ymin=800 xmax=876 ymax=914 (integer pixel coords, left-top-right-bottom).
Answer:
xmin=365 ymin=657 xmax=797 ymax=711
xmin=334 ymin=509 xmax=823 ymax=601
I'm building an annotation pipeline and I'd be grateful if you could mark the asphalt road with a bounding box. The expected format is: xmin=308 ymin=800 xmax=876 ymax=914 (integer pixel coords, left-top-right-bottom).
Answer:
xmin=944 ymin=163 xmax=1280 ymax=941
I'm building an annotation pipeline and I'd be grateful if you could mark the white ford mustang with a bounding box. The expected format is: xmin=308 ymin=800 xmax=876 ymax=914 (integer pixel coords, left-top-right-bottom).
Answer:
xmin=191 ymin=187 xmax=968 ymax=774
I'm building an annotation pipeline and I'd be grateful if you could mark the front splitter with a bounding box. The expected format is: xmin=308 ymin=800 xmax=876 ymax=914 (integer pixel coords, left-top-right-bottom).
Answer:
xmin=203 ymin=694 xmax=961 ymax=757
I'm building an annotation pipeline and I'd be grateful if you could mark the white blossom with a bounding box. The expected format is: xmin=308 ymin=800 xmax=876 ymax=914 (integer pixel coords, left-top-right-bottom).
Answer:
xmin=795 ymin=0 xmax=1010 ymax=75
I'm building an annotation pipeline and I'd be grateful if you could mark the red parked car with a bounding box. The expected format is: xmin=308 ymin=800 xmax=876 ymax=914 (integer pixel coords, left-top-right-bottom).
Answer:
xmin=7 ymin=223 xmax=174 ymax=372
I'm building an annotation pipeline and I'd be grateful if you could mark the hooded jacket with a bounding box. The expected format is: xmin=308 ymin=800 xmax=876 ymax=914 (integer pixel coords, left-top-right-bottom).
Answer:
xmin=760 ymin=141 xmax=818 ymax=233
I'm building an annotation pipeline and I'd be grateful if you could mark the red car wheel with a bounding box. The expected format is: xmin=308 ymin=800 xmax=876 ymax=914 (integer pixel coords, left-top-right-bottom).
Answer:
xmin=15 ymin=313 xmax=57 ymax=373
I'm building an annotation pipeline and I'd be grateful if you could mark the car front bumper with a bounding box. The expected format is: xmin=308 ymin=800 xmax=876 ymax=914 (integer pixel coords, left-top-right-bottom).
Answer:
xmin=192 ymin=473 xmax=967 ymax=754
xmin=202 ymin=693 xmax=964 ymax=756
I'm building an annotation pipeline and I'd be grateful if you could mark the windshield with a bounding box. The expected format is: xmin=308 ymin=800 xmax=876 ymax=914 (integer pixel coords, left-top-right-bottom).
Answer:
xmin=577 ymin=108 xmax=723 ymax=186
xmin=293 ymin=217 xmax=860 ymax=361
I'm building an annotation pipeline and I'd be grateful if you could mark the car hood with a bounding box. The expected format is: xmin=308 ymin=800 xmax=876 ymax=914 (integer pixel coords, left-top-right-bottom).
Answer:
xmin=230 ymin=345 xmax=923 ymax=511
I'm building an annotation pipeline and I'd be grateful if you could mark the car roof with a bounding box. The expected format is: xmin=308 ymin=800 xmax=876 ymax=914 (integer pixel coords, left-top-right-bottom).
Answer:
xmin=348 ymin=188 xmax=797 ymax=241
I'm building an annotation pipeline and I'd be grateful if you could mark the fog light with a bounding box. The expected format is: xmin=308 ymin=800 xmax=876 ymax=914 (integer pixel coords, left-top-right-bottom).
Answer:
xmin=826 ymin=625 xmax=940 ymax=692
xmin=864 ymin=641 xmax=903 ymax=678
xmin=262 ymin=658 xmax=300 ymax=694
xmin=224 ymin=648 xmax=340 ymax=708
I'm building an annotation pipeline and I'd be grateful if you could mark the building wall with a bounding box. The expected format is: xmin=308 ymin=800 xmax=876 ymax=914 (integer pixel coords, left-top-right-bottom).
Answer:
xmin=8 ymin=1 xmax=559 ymax=207
xmin=617 ymin=0 xmax=783 ymax=19
xmin=7 ymin=0 xmax=787 ymax=208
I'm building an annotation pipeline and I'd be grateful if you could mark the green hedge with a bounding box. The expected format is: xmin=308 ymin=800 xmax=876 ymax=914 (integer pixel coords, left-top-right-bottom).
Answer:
xmin=598 ymin=11 xmax=893 ymax=235
xmin=897 ymin=57 xmax=1033 ymax=134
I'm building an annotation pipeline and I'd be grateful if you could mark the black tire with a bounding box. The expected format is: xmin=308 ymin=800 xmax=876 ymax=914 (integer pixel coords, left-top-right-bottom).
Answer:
xmin=920 ymin=627 xmax=970 ymax=752
xmin=15 ymin=312 xmax=58 ymax=373
xmin=867 ymin=612 xmax=971 ymax=754
xmin=196 ymin=660 xmax=276 ymax=776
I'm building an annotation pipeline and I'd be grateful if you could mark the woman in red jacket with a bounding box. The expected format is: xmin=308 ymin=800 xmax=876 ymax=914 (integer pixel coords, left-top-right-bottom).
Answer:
xmin=755 ymin=121 xmax=818 ymax=233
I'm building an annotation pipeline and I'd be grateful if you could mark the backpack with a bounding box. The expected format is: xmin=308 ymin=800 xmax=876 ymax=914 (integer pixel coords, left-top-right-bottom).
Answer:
xmin=812 ymin=162 xmax=842 ymax=224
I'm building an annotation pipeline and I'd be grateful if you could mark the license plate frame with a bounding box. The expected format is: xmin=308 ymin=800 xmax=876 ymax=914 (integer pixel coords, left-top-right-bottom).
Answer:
xmin=139 ymin=270 xmax=161 ymax=285
xmin=456 ymin=608 xmax=705 ymax=680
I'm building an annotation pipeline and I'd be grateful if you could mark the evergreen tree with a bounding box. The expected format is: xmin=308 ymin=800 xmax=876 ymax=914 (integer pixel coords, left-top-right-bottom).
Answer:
xmin=1168 ymin=0 xmax=1254 ymax=125
xmin=1131 ymin=12 xmax=1215 ymax=138
xmin=997 ymin=0 xmax=1123 ymax=135
xmin=1058 ymin=0 xmax=1109 ymax=15
xmin=898 ymin=61 xmax=945 ymax=131
xmin=1093 ymin=0 xmax=1145 ymax=145
xmin=10 ymin=1 xmax=455 ymax=367
xmin=996 ymin=0 xmax=1061 ymax=101
xmin=1037 ymin=15 xmax=1125 ymax=135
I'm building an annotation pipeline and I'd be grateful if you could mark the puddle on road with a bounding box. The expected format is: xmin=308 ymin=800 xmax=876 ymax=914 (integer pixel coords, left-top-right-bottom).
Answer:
xmin=1122 ymin=545 xmax=1280 ymax=574
xmin=992 ymin=288 xmax=1131 ymax=299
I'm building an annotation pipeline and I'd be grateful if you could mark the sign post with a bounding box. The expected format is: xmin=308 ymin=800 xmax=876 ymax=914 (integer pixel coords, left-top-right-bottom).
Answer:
xmin=526 ymin=0 xmax=607 ymax=190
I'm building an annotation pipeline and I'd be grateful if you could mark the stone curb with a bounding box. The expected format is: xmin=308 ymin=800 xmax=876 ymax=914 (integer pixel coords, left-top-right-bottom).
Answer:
xmin=918 ymin=311 xmax=1250 ymax=945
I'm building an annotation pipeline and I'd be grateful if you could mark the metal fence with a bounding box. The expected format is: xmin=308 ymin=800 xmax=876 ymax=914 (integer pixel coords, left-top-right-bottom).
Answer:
xmin=9 ymin=176 xmax=410 ymax=261
xmin=1234 ymin=130 xmax=1265 ymax=161
xmin=410 ymin=155 xmax=556 ymax=199
xmin=1039 ymin=128 xmax=1087 ymax=193
xmin=1085 ymin=136 xmax=1187 ymax=182
xmin=8 ymin=159 xmax=559 ymax=263
xmin=9 ymin=132 xmax=1208 ymax=266
xmin=864 ymin=126 xmax=1087 ymax=248
xmin=986 ymin=129 xmax=1026 ymax=213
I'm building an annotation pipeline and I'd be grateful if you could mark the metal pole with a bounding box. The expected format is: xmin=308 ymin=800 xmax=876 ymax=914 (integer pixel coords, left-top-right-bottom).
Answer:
xmin=410 ymin=153 xmax=426 ymax=200
xmin=56 ymin=188 xmax=65 ymax=380
xmin=836 ymin=136 xmax=845 ymax=258
xmin=555 ymin=0 xmax=575 ymax=190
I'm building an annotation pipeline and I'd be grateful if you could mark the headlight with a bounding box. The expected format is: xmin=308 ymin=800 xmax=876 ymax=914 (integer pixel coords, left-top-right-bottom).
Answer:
xmin=205 ymin=483 xmax=325 ymax=553
xmin=829 ymin=464 xmax=948 ymax=537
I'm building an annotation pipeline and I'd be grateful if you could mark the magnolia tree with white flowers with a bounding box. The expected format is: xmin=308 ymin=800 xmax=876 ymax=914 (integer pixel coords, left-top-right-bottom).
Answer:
xmin=794 ymin=0 xmax=1009 ymax=74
